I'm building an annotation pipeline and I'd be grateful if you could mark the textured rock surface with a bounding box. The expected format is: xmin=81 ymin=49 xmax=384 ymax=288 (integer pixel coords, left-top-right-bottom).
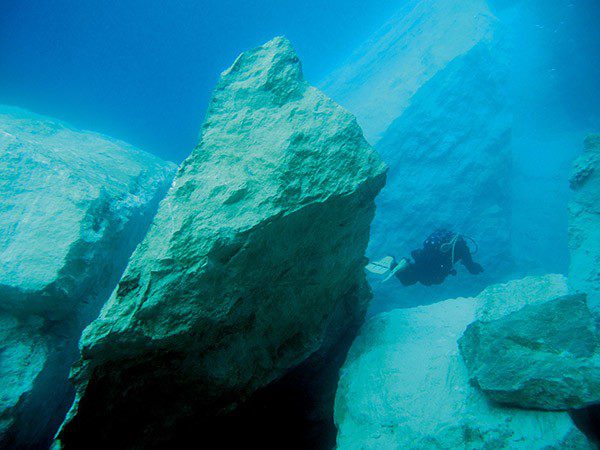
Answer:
xmin=57 ymin=37 xmax=386 ymax=448
xmin=335 ymin=275 xmax=592 ymax=449
xmin=460 ymin=294 xmax=600 ymax=410
xmin=0 ymin=106 xmax=176 ymax=319
xmin=322 ymin=0 xmax=513 ymax=311
xmin=569 ymin=134 xmax=600 ymax=311
xmin=0 ymin=106 xmax=175 ymax=447
xmin=474 ymin=273 xmax=568 ymax=321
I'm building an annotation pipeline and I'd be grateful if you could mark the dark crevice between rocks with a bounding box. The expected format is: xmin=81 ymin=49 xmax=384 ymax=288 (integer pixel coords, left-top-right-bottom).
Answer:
xmin=1 ymin=179 xmax=174 ymax=450
xmin=59 ymin=312 xmax=362 ymax=450
xmin=172 ymin=318 xmax=361 ymax=450
xmin=571 ymin=404 xmax=600 ymax=447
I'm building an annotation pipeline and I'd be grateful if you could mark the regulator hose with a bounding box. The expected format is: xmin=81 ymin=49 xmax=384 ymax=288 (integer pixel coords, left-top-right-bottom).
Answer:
xmin=440 ymin=233 xmax=479 ymax=266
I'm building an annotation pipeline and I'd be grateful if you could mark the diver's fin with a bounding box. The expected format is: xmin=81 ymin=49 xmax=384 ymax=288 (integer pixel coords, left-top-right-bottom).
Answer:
xmin=365 ymin=256 xmax=395 ymax=275
xmin=381 ymin=258 xmax=408 ymax=283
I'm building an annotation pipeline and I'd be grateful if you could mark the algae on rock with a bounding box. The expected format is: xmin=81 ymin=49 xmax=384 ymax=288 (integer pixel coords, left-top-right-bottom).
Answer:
xmin=0 ymin=106 xmax=175 ymax=448
xmin=57 ymin=36 xmax=386 ymax=448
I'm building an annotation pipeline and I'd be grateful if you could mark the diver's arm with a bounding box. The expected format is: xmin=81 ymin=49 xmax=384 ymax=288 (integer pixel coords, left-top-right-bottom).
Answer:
xmin=456 ymin=238 xmax=483 ymax=274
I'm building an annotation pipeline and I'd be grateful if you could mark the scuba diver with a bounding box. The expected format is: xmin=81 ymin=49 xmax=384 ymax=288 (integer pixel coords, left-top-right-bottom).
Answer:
xmin=366 ymin=229 xmax=483 ymax=286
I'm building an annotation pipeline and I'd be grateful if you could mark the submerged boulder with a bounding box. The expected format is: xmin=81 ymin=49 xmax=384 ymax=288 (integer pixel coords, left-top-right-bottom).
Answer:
xmin=0 ymin=106 xmax=175 ymax=321
xmin=569 ymin=134 xmax=600 ymax=311
xmin=335 ymin=275 xmax=592 ymax=449
xmin=56 ymin=37 xmax=386 ymax=448
xmin=0 ymin=106 xmax=175 ymax=448
xmin=460 ymin=294 xmax=600 ymax=410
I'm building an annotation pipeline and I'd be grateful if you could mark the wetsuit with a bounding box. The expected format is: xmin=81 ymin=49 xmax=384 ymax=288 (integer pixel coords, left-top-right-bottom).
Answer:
xmin=395 ymin=229 xmax=483 ymax=286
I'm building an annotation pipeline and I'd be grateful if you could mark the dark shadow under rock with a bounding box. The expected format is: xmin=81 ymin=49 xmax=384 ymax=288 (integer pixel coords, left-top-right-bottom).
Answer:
xmin=571 ymin=404 xmax=600 ymax=447
xmin=59 ymin=310 xmax=362 ymax=450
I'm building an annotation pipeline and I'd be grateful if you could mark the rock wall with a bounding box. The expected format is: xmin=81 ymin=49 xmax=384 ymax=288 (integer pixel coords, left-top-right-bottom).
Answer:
xmin=56 ymin=37 xmax=386 ymax=448
xmin=369 ymin=42 xmax=512 ymax=310
xmin=335 ymin=275 xmax=593 ymax=449
xmin=322 ymin=0 xmax=513 ymax=311
xmin=569 ymin=134 xmax=600 ymax=311
xmin=0 ymin=106 xmax=175 ymax=448
xmin=321 ymin=0 xmax=496 ymax=145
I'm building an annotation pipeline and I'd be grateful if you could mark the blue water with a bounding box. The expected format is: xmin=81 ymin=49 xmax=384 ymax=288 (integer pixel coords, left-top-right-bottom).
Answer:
xmin=0 ymin=0 xmax=399 ymax=161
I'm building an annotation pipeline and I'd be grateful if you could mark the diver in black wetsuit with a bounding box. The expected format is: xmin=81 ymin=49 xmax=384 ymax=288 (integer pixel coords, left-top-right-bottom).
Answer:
xmin=367 ymin=229 xmax=483 ymax=286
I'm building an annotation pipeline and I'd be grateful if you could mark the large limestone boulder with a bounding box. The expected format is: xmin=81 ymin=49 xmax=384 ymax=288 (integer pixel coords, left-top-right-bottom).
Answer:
xmin=0 ymin=106 xmax=176 ymax=319
xmin=460 ymin=294 xmax=600 ymax=410
xmin=322 ymin=0 xmax=513 ymax=310
xmin=0 ymin=106 xmax=175 ymax=448
xmin=56 ymin=37 xmax=386 ymax=448
xmin=335 ymin=275 xmax=592 ymax=449
xmin=569 ymin=134 xmax=600 ymax=311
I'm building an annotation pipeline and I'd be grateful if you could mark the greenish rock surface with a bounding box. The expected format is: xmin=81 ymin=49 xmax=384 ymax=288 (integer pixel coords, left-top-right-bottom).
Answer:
xmin=569 ymin=134 xmax=600 ymax=311
xmin=335 ymin=275 xmax=592 ymax=449
xmin=0 ymin=106 xmax=175 ymax=447
xmin=57 ymin=36 xmax=386 ymax=448
xmin=460 ymin=294 xmax=600 ymax=410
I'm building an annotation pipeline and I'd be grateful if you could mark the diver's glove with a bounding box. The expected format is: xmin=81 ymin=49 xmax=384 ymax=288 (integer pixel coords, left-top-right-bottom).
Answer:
xmin=469 ymin=263 xmax=484 ymax=275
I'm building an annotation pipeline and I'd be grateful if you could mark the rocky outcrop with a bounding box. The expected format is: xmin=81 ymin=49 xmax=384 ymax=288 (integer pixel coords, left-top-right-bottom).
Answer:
xmin=460 ymin=294 xmax=600 ymax=410
xmin=0 ymin=106 xmax=175 ymax=448
xmin=56 ymin=37 xmax=386 ymax=448
xmin=335 ymin=275 xmax=593 ymax=449
xmin=569 ymin=134 xmax=600 ymax=311
xmin=322 ymin=0 xmax=513 ymax=310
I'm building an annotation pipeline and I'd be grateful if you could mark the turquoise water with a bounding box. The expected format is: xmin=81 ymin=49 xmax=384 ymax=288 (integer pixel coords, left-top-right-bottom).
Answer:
xmin=1 ymin=1 xmax=599 ymax=449
xmin=0 ymin=0 xmax=399 ymax=161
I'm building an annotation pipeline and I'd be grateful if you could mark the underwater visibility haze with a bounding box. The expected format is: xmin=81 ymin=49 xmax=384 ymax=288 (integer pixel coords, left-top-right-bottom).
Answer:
xmin=1 ymin=1 xmax=599 ymax=449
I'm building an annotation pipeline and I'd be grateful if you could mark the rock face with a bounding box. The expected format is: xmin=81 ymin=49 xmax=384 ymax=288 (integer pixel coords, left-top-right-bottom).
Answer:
xmin=569 ymin=134 xmax=600 ymax=311
xmin=56 ymin=37 xmax=386 ymax=448
xmin=335 ymin=275 xmax=592 ymax=449
xmin=321 ymin=0 xmax=496 ymax=145
xmin=460 ymin=294 xmax=600 ymax=410
xmin=322 ymin=0 xmax=513 ymax=310
xmin=0 ymin=106 xmax=175 ymax=447
xmin=473 ymin=273 xmax=569 ymax=321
